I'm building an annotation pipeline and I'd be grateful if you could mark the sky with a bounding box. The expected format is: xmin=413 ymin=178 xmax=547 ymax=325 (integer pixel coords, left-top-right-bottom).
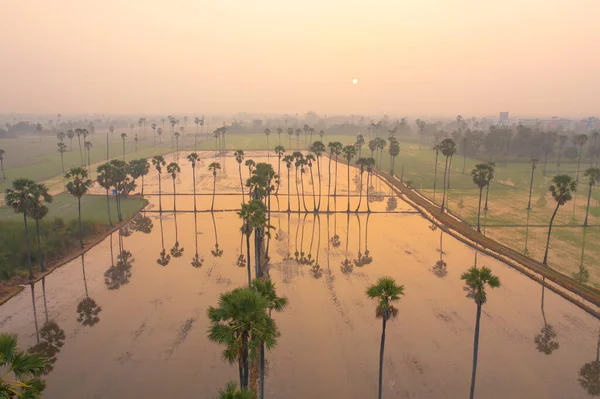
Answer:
xmin=1 ymin=0 xmax=599 ymax=117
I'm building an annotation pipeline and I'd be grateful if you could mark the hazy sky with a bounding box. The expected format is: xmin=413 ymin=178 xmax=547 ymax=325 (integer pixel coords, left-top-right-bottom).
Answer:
xmin=1 ymin=0 xmax=598 ymax=117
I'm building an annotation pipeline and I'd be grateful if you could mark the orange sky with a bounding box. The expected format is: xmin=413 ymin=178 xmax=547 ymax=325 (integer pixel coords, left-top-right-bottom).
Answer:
xmin=1 ymin=0 xmax=598 ymax=117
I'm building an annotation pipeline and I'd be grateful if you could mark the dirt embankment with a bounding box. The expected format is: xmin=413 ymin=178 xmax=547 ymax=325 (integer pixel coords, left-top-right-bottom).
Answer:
xmin=375 ymin=169 xmax=600 ymax=318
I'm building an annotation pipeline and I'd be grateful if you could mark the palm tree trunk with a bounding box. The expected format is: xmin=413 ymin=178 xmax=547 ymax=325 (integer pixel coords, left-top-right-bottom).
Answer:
xmin=477 ymin=187 xmax=483 ymax=232
xmin=246 ymin=231 xmax=252 ymax=286
xmin=347 ymin=160 xmax=351 ymax=212
xmin=367 ymin=171 xmax=372 ymax=213
xmin=192 ymin=167 xmax=197 ymax=212
xmin=316 ymin=157 xmax=322 ymax=211
xmin=78 ymin=137 xmax=83 ymax=165
xmin=584 ymin=182 xmax=593 ymax=227
xmin=327 ymin=154 xmax=332 ymax=212
xmin=484 ymin=183 xmax=490 ymax=211
xmin=122 ymin=140 xmax=125 ymax=161
xmin=211 ymin=173 xmax=217 ymax=211
xmin=106 ymin=188 xmax=113 ymax=226
xmin=433 ymin=150 xmax=439 ymax=198
xmin=172 ymin=178 xmax=177 ymax=211
xmin=469 ymin=304 xmax=482 ymax=399
xmin=576 ymin=147 xmax=583 ymax=181
xmin=527 ymin=164 xmax=535 ymax=210
xmin=287 ymin=168 xmax=291 ymax=212
xmin=334 ymin=155 xmax=339 ymax=196
xmin=300 ymin=172 xmax=308 ymax=212
xmin=242 ymin=333 xmax=249 ymax=389
xmin=141 ymin=174 xmax=145 ymax=196
xmin=295 ymin=169 xmax=301 ymax=213
xmin=441 ymin=157 xmax=449 ymax=211
xmin=356 ymin=171 xmax=363 ymax=212
xmin=378 ymin=317 xmax=387 ymax=399
xmin=60 ymin=153 xmax=64 ymax=173
xmin=238 ymin=164 xmax=245 ymax=204
xmin=35 ymin=218 xmax=44 ymax=272
xmin=543 ymin=202 xmax=561 ymax=264
xmin=309 ymin=167 xmax=316 ymax=211
xmin=276 ymin=156 xmax=281 ymax=194
xmin=266 ymin=136 xmax=269 ymax=158
xmin=78 ymin=197 xmax=83 ymax=249
xmin=158 ymin=173 xmax=162 ymax=213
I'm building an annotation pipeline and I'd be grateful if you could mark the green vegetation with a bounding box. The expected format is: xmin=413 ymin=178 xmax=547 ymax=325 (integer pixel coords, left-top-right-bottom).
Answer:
xmin=0 ymin=333 xmax=50 ymax=397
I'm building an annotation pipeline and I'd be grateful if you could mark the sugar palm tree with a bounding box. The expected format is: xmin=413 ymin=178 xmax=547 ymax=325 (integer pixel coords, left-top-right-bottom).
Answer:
xmin=235 ymin=150 xmax=246 ymax=203
xmin=356 ymin=134 xmax=365 ymax=157
xmin=388 ymin=140 xmax=400 ymax=175
xmin=584 ymin=167 xmax=600 ymax=226
xmin=310 ymin=141 xmax=325 ymax=210
xmin=251 ymin=279 xmax=288 ymax=399
xmin=5 ymin=178 xmax=38 ymax=279
xmin=174 ymin=132 xmax=181 ymax=159
xmin=283 ymin=155 xmax=294 ymax=212
xmin=471 ymin=164 xmax=494 ymax=232
xmin=439 ymin=138 xmax=457 ymax=211
xmin=295 ymin=128 xmax=301 ymax=150
xmin=287 ymin=127 xmax=293 ymax=149
xmin=187 ymin=153 xmax=201 ymax=212
xmin=213 ymin=129 xmax=221 ymax=154
xmin=97 ymin=163 xmax=114 ymax=226
xmin=305 ymin=154 xmax=317 ymax=211
xmin=342 ymin=145 xmax=357 ymax=212
xmin=216 ymin=381 xmax=256 ymax=399
xmin=276 ymin=127 xmax=283 ymax=147
xmin=209 ymin=162 xmax=222 ymax=211
xmin=366 ymin=277 xmax=405 ymax=399
xmin=31 ymin=184 xmax=53 ymax=273
xmin=84 ymin=141 xmax=93 ymax=169
xmin=543 ymin=175 xmax=577 ymax=264
xmin=461 ymin=266 xmax=501 ymax=399
xmin=0 ymin=149 xmax=6 ymax=181
xmin=207 ymin=287 xmax=279 ymax=390
xmin=574 ymin=134 xmax=589 ymax=181
xmin=57 ymin=142 xmax=67 ymax=173
xmin=330 ymin=142 xmax=343 ymax=197
xmin=245 ymin=159 xmax=256 ymax=177
xmin=75 ymin=128 xmax=85 ymax=165
xmin=274 ymin=146 xmax=285 ymax=194
xmin=326 ymin=141 xmax=342 ymax=212
xmin=65 ymin=167 xmax=93 ymax=249
xmin=264 ymin=128 xmax=271 ymax=157
xmin=120 ymin=133 xmax=127 ymax=160
xmin=134 ymin=135 xmax=139 ymax=154
xmin=0 ymin=333 xmax=48 ymax=397
xmin=157 ymin=127 xmax=163 ymax=143
xmin=151 ymin=155 xmax=166 ymax=212
xmin=66 ymin=129 xmax=75 ymax=151
xmin=167 ymin=162 xmax=180 ymax=211
xmin=151 ymin=122 xmax=157 ymax=145
xmin=527 ymin=158 xmax=539 ymax=210
xmin=239 ymin=201 xmax=257 ymax=285
xmin=355 ymin=158 xmax=370 ymax=212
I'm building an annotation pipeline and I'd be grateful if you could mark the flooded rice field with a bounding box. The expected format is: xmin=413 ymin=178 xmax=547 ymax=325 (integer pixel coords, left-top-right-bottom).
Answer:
xmin=1 ymin=151 xmax=599 ymax=398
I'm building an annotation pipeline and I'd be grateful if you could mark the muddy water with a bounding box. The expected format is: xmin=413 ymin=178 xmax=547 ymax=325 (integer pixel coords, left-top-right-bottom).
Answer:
xmin=1 ymin=151 xmax=599 ymax=399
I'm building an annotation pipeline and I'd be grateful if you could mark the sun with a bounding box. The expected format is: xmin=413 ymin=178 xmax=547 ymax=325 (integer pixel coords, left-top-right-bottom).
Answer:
xmin=352 ymin=78 xmax=358 ymax=85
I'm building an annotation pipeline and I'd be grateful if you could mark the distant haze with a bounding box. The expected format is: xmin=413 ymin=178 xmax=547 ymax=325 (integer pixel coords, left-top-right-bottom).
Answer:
xmin=1 ymin=0 xmax=598 ymax=117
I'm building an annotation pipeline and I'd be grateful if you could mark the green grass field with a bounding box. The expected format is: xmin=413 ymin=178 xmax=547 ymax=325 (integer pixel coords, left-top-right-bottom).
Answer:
xmin=0 ymin=193 xmax=147 ymax=225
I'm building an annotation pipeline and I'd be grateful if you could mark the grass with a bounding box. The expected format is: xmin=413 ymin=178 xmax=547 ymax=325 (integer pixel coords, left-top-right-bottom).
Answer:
xmin=0 ymin=193 xmax=147 ymax=225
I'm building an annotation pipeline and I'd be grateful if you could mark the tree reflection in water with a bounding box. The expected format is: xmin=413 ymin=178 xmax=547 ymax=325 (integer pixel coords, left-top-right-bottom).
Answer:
xmin=191 ymin=213 xmax=204 ymax=268
xmin=311 ymin=214 xmax=323 ymax=279
xmin=170 ymin=212 xmax=184 ymax=258
xmin=29 ymin=320 xmax=66 ymax=374
xmin=534 ymin=278 xmax=560 ymax=355
xmin=432 ymin=228 xmax=447 ymax=278
xmin=330 ymin=197 xmax=341 ymax=248
xmin=77 ymin=254 xmax=102 ymax=327
xmin=104 ymin=250 xmax=134 ymax=290
xmin=130 ymin=213 xmax=154 ymax=234
xmin=157 ymin=214 xmax=171 ymax=266
xmin=573 ymin=228 xmax=590 ymax=283
xmin=211 ymin=212 xmax=223 ymax=257
xmin=579 ymin=327 xmax=600 ymax=396
xmin=340 ymin=213 xmax=353 ymax=275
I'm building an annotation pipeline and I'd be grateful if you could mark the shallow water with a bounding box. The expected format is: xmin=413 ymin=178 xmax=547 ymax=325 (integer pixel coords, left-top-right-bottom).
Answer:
xmin=1 ymin=151 xmax=599 ymax=399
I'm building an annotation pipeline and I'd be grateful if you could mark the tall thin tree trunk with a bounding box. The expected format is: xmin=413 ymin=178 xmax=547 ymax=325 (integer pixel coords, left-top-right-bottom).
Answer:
xmin=347 ymin=160 xmax=351 ymax=212
xmin=433 ymin=150 xmax=439 ymax=198
xmin=260 ymin=343 xmax=265 ymax=399
xmin=334 ymin=155 xmax=339 ymax=196
xmin=192 ymin=167 xmax=197 ymax=212
xmin=584 ymin=183 xmax=593 ymax=227
xmin=287 ymin=168 xmax=291 ymax=212
xmin=158 ymin=173 xmax=162 ymax=213
xmin=35 ymin=218 xmax=44 ymax=272
xmin=309 ymin=166 xmax=316 ymax=211
xmin=477 ymin=187 xmax=483 ymax=232
xmin=469 ymin=304 xmax=482 ymax=399
xmin=60 ymin=153 xmax=64 ymax=173
xmin=378 ymin=317 xmax=387 ymax=399
xmin=316 ymin=157 xmax=322 ymax=211
xmin=356 ymin=171 xmax=364 ymax=212
xmin=527 ymin=164 xmax=535 ymax=210
xmin=172 ymin=178 xmax=177 ymax=211
xmin=300 ymin=171 xmax=308 ymax=212
xmin=441 ymin=157 xmax=449 ymax=211
xmin=78 ymin=197 xmax=83 ymax=249
xmin=327 ymin=154 xmax=332 ymax=212
xmin=295 ymin=168 xmax=301 ymax=213
xmin=122 ymin=140 xmax=125 ymax=161
xmin=211 ymin=173 xmax=217 ymax=211
xmin=141 ymin=174 xmax=145 ymax=196
xmin=543 ymin=202 xmax=561 ymax=264
xmin=246 ymin=231 xmax=252 ymax=286
xmin=484 ymin=183 xmax=490 ymax=211
xmin=276 ymin=156 xmax=281 ymax=194
xmin=238 ymin=164 xmax=245 ymax=204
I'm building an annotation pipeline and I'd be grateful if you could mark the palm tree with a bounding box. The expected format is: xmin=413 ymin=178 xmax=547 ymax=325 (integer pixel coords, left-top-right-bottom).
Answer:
xmin=274 ymin=146 xmax=285 ymax=194
xmin=461 ymin=266 xmax=501 ymax=399
xmin=30 ymin=184 xmax=52 ymax=273
xmin=67 ymin=129 xmax=75 ymax=151
xmin=584 ymin=167 xmax=600 ymax=226
xmin=187 ymin=153 xmax=200 ymax=212
xmin=75 ymin=128 xmax=85 ymax=165
xmin=342 ymin=145 xmax=357 ymax=212
xmin=0 ymin=333 xmax=49 ymax=397
xmin=207 ymin=287 xmax=279 ymax=390
xmin=310 ymin=141 xmax=325 ymax=210
xmin=97 ymin=163 xmax=114 ymax=226
xmin=574 ymin=134 xmax=589 ymax=181
xmin=366 ymin=158 xmax=375 ymax=213
xmin=366 ymin=277 xmax=405 ymax=399
xmin=84 ymin=141 xmax=93 ymax=169
xmin=0 ymin=149 xmax=5 ymax=181
xmin=388 ymin=140 xmax=400 ymax=175
xmin=483 ymin=161 xmax=495 ymax=211
xmin=167 ymin=162 xmax=180 ymax=211
xmin=439 ymin=138 xmax=457 ymax=211
xmin=65 ymin=167 xmax=93 ymax=249
xmin=57 ymin=142 xmax=67 ymax=173
xmin=151 ymin=156 xmax=166 ymax=212
xmin=356 ymin=134 xmax=365 ymax=157
xmin=543 ymin=175 xmax=577 ymax=264
xmin=264 ymin=128 xmax=271 ymax=157
xmin=239 ymin=200 xmax=259 ymax=285
xmin=213 ymin=129 xmax=221 ymax=154
xmin=471 ymin=164 xmax=494 ymax=232
xmin=5 ymin=179 xmax=38 ymax=279
xmin=283 ymin=155 xmax=294 ymax=212
xmin=151 ymin=122 xmax=157 ymax=145
xmin=287 ymin=127 xmax=293 ymax=149
xmin=235 ymin=150 xmax=246 ymax=204
xmin=174 ymin=132 xmax=181 ymax=159
xmin=251 ymin=279 xmax=288 ymax=399
xmin=295 ymin=128 xmax=301 ymax=150
xmin=305 ymin=154 xmax=317 ymax=211
xmin=355 ymin=158 xmax=370 ymax=212
xmin=134 ymin=135 xmax=139 ymax=154
xmin=246 ymin=159 xmax=256 ymax=177
xmin=157 ymin=127 xmax=163 ymax=143
xmin=527 ymin=158 xmax=539 ymax=210
xmin=216 ymin=381 xmax=256 ymax=399
xmin=276 ymin=127 xmax=283 ymax=147
xmin=209 ymin=162 xmax=222 ymax=211
xmin=120 ymin=133 xmax=127 ymax=160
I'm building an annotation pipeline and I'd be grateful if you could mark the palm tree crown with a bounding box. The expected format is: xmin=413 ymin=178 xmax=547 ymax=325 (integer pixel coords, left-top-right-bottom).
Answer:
xmin=549 ymin=174 xmax=577 ymax=205
xmin=461 ymin=266 xmax=501 ymax=305
xmin=366 ymin=277 xmax=404 ymax=320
